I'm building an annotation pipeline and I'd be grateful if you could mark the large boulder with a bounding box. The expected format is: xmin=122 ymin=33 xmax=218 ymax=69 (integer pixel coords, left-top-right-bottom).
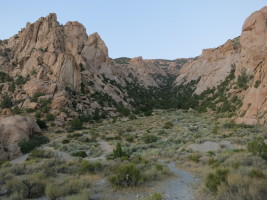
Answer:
xmin=0 ymin=115 xmax=41 ymax=160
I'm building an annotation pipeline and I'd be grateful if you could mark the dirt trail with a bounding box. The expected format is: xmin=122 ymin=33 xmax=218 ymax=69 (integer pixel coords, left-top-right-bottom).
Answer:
xmin=163 ymin=162 xmax=196 ymax=200
xmin=86 ymin=140 xmax=113 ymax=161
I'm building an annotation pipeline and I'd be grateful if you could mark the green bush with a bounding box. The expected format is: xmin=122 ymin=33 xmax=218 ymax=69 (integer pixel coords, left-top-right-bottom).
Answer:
xmin=142 ymin=135 xmax=158 ymax=144
xmin=254 ymin=80 xmax=261 ymax=88
xmin=112 ymin=143 xmax=125 ymax=158
xmin=8 ymin=81 xmax=15 ymax=92
xmin=36 ymin=119 xmax=47 ymax=129
xmin=126 ymin=135 xmax=134 ymax=142
xmin=248 ymin=169 xmax=265 ymax=179
xmin=109 ymin=164 xmax=143 ymax=187
xmin=15 ymin=76 xmax=28 ymax=85
xmin=6 ymin=176 xmax=45 ymax=199
xmin=0 ymin=71 xmax=12 ymax=83
xmin=205 ymin=168 xmax=229 ymax=193
xmin=69 ymin=118 xmax=83 ymax=130
xmin=18 ymin=135 xmax=49 ymax=153
xmin=45 ymin=183 xmax=64 ymax=200
xmin=62 ymin=139 xmax=70 ymax=144
xmin=237 ymin=69 xmax=249 ymax=90
xmin=79 ymin=114 xmax=92 ymax=122
xmin=163 ymin=121 xmax=173 ymax=129
xmin=12 ymin=106 xmax=22 ymax=114
xmin=30 ymin=92 xmax=44 ymax=102
xmin=45 ymin=113 xmax=55 ymax=121
xmin=72 ymin=151 xmax=87 ymax=158
xmin=143 ymin=193 xmax=163 ymax=200
xmin=29 ymin=149 xmax=54 ymax=159
xmin=248 ymin=139 xmax=267 ymax=160
xmin=79 ymin=160 xmax=103 ymax=174
xmin=1 ymin=94 xmax=12 ymax=108
xmin=129 ymin=114 xmax=137 ymax=120
xmin=65 ymin=189 xmax=91 ymax=200
xmin=188 ymin=153 xmax=201 ymax=163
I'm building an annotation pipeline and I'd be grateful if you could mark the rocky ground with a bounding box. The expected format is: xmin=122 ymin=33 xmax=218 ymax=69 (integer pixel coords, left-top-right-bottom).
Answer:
xmin=1 ymin=110 xmax=266 ymax=200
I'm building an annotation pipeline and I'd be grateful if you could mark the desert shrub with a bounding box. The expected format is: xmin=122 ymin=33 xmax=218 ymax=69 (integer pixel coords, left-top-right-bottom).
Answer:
xmin=1 ymin=94 xmax=12 ymax=108
xmin=142 ymin=135 xmax=158 ymax=144
xmin=62 ymin=139 xmax=70 ymax=144
xmin=15 ymin=75 xmax=28 ymax=85
xmin=248 ymin=139 xmax=267 ymax=160
xmin=25 ymin=108 xmax=35 ymax=113
xmin=18 ymin=135 xmax=49 ymax=153
xmin=79 ymin=114 xmax=92 ymax=122
xmin=67 ymin=132 xmax=83 ymax=139
xmin=163 ymin=121 xmax=173 ymax=129
xmin=188 ymin=153 xmax=201 ymax=163
xmin=216 ymin=173 xmax=267 ymax=200
xmin=254 ymin=80 xmax=261 ymax=88
xmin=79 ymin=63 xmax=85 ymax=71
xmin=248 ymin=169 xmax=265 ymax=179
xmin=12 ymin=106 xmax=22 ymax=114
xmin=129 ymin=114 xmax=137 ymax=120
xmin=72 ymin=151 xmax=87 ymax=158
xmin=8 ymin=81 xmax=15 ymax=92
xmin=79 ymin=160 xmax=103 ymax=174
xmin=65 ymin=189 xmax=91 ymax=200
xmin=45 ymin=183 xmax=64 ymax=200
xmin=45 ymin=113 xmax=55 ymax=121
xmin=46 ymin=179 xmax=90 ymax=200
xmin=29 ymin=149 xmax=54 ymax=159
xmin=30 ymin=92 xmax=44 ymax=102
xmin=0 ymin=71 xmax=12 ymax=83
xmin=69 ymin=118 xmax=83 ymax=130
xmin=158 ymin=130 xmax=167 ymax=135
xmin=6 ymin=176 xmax=45 ymax=199
xmin=36 ymin=119 xmax=47 ymax=129
xmin=109 ymin=164 xmax=143 ymax=187
xmin=205 ymin=168 xmax=229 ymax=193
xmin=207 ymin=158 xmax=221 ymax=168
xmin=39 ymin=99 xmax=51 ymax=113
xmin=126 ymin=135 xmax=134 ymax=142
xmin=144 ymin=109 xmax=153 ymax=116
xmin=143 ymin=193 xmax=163 ymax=200
xmin=143 ymin=166 xmax=162 ymax=181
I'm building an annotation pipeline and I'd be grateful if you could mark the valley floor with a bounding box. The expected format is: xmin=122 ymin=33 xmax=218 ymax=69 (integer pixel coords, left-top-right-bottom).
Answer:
xmin=1 ymin=109 xmax=267 ymax=200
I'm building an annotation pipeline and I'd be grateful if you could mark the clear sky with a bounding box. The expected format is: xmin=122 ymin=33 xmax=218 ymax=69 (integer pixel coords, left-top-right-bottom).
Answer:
xmin=0 ymin=1 xmax=266 ymax=59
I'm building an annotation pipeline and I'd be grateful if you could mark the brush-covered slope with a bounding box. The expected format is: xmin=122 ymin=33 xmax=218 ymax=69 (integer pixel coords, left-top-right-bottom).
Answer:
xmin=175 ymin=6 xmax=267 ymax=124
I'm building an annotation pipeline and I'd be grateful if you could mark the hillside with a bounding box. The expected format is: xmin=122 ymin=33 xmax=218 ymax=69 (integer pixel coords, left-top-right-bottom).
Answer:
xmin=176 ymin=6 xmax=267 ymax=124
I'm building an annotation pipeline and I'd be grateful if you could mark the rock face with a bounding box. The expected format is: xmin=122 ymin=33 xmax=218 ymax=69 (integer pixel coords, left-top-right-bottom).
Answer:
xmin=176 ymin=6 xmax=267 ymax=124
xmin=0 ymin=116 xmax=41 ymax=160
xmin=176 ymin=38 xmax=240 ymax=94
xmin=0 ymin=12 xmax=177 ymax=127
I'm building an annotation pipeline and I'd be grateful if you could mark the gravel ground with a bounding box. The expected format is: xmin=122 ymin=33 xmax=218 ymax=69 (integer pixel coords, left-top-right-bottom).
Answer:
xmin=163 ymin=162 xmax=196 ymax=200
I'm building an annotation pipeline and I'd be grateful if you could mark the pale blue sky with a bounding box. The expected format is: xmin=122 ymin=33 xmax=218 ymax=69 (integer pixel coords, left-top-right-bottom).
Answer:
xmin=0 ymin=1 xmax=266 ymax=59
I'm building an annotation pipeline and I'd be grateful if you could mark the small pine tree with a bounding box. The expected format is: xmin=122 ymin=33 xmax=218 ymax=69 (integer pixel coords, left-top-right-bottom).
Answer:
xmin=113 ymin=143 xmax=124 ymax=158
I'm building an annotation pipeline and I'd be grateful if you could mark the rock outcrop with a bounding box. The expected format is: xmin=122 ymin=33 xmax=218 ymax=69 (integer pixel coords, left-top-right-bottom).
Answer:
xmin=0 ymin=116 xmax=40 ymax=160
xmin=176 ymin=38 xmax=241 ymax=94
xmin=0 ymin=13 xmax=177 ymax=126
xmin=175 ymin=6 xmax=267 ymax=124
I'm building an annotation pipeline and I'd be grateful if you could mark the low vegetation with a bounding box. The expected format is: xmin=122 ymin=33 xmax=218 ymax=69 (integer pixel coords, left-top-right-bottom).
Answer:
xmin=1 ymin=110 xmax=267 ymax=199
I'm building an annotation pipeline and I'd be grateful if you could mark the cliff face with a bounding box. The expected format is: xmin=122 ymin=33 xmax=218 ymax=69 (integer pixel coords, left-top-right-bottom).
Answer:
xmin=236 ymin=7 xmax=267 ymax=124
xmin=176 ymin=38 xmax=240 ymax=94
xmin=0 ymin=13 xmax=176 ymax=125
xmin=175 ymin=6 xmax=267 ymax=124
